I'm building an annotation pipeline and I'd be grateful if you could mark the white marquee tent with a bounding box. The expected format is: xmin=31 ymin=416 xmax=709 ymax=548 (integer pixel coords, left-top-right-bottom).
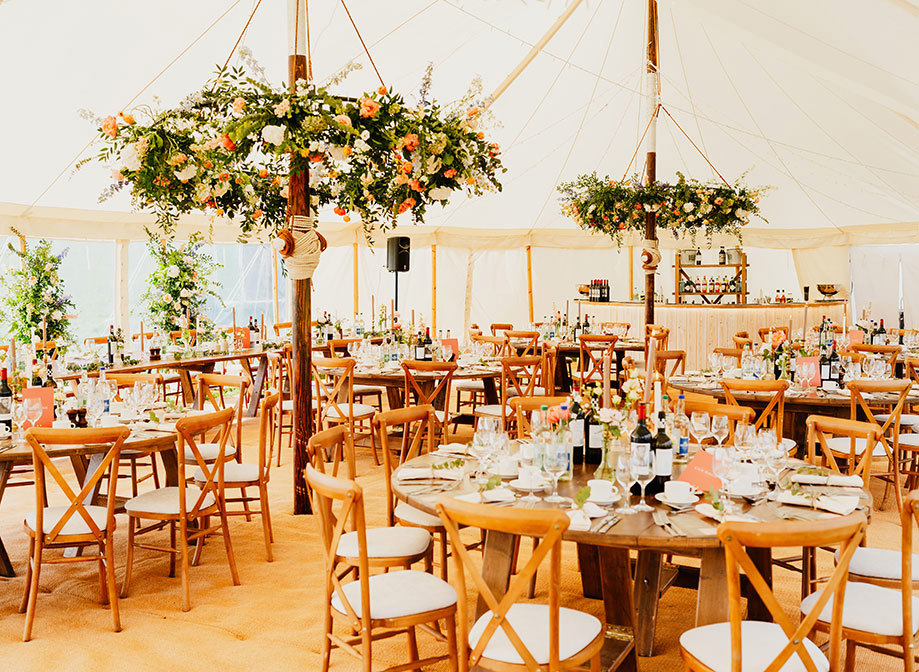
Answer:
xmin=2 ymin=0 xmax=918 ymax=338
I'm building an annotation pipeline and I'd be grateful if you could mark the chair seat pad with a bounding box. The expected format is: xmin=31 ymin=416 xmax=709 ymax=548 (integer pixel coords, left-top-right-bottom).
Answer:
xmin=680 ymin=621 xmax=828 ymax=672
xmin=125 ymin=486 xmax=215 ymax=516
xmin=185 ymin=442 xmax=236 ymax=463
xmin=897 ymin=433 xmax=919 ymax=448
xmin=469 ymin=603 xmax=602 ymax=665
xmin=282 ymin=399 xmax=319 ymax=412
xmin=474 ymin=404 xmax=507 ymax=418
xmin=25 ymin=505 xmax=109 ymax=536
xmin=395 ymin=502 xmax=444 ymax=528
xmin=337 ymin=526 xmax=431 ymax=559
xmin=825 ymin=436 xmax=885 ymax=458
xmin=354 ymin=384 xmax=384 ymax=395
xmin=434 ymin=410 xmax=447 ymax=423
xmin=325 ymin=403 xmax=376 ymax=419
xmin=193 ymin=462 xmax=260 ymax=484
xmin=846 ymin=547 xmax=919 ymax=582
xmin=801 ymin=581 xmax=919 ymax=637
xmin=875 ymin=413 xmax=919 ymax=429
xmin=331 ymin=569 xmax=456 ymax=620
xmin=455 ymin=380 xmax=485 ymax=391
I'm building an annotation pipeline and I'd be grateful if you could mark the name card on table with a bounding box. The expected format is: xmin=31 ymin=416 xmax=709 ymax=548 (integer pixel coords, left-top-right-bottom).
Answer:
xmin=795 ymin=356 xmax=820 ymax=387
xmin=676 ymin=450 xmax=721 ymax=492
xmin=440 ymin=339 xmax=459 ymax=360
xmin=22 ymin=387 xmax=55 ymax=428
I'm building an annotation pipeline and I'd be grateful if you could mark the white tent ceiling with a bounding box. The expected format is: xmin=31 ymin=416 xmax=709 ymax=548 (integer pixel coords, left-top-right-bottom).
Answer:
xmin=1 ymin=0 xmax=918 ymax=247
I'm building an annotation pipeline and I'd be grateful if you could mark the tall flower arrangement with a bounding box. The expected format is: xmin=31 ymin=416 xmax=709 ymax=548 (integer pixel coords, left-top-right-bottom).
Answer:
xmin=91 ymin=63 xmax=504 ymax=241
xmin=1 ymin=239 xmax=74 ymax=344
xmin=142 ymin=233 xmax=221 ymax=332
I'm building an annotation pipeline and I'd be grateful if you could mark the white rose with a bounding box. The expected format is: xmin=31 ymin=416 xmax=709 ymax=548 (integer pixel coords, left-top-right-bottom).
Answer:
xmin=175 ymin=164 xmax=197 ymax=182
xmin=51 ymin=310 xmax=62 ymax=321
xmin=360 ymin=130 xmax=370 ymax=140
xmin=261 ymin=125 xmax=286 ymax=146
xmin=683 ymin=202 xmax=695 ymax=213
xmin=428 ymin=186 xmax=452 ymax=201
xmin=329 ymin=146 xmax=346 ymax=162
xmin=425 ymin=156 xmax=442 ymax=174
xmin=180 ymin=288 xmax=191 ymax=298
xmin=183 ymin=255 xmax=194 ymax=264
xmin=174 ymin=301 xmax=182 ymax=311
xmin=354 ymin=139 xmax=370 ymax=153
xmin=212 ymin=181 xmax=229 ymax=197
xmin=735 ymin=208 xmax=747 ymax=218
xmin=121 ymin=144 xmax=142 ymax=171
xmin=166 ymin=265 xmax=180 ymax=278
xmin=44 ymin=262 xmax=53 ymax=272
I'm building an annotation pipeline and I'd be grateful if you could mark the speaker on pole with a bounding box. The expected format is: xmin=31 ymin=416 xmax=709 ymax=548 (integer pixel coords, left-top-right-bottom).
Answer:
xmin=386 ymin=236 xmax=411 ymax=272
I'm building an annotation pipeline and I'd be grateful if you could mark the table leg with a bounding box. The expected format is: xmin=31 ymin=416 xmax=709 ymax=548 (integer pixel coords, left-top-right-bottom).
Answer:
xmin=746 ymin=547 xmax=772 ymax=621
xmin=178 ymin=368 xmax=197 ymax=406
xmin=615 ymin=351 xmax=625 ymax=391
xmin=159 ymin=448 xmax=179 ymax=487
xmin=0 ymin=462 xmax=14 ymax=577
xmin=696 ymin=547 xmax=729 ymax=626
xmin=474 ymin=529 xmax=517 ymax=619
xmin=633 ymin=550 xmax=663 ymax=656
xmin=245 ymin=357 xmax=269 ymax=417
xmin=598 ymin=547 xmax=638 ymax=672
xmin=385 ymin=386 xmax=404 ymax=411
xmin=576 ymin=543 xmax=602 ymax=599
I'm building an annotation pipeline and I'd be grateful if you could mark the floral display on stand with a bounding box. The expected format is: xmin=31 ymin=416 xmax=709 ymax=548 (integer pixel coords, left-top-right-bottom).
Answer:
xmin=557 ymin=171 xmax=766 ymax=246
xmin=142 ymin=233 xmax=221 ymax=333
xmin=91 ymin=62 xmax=504 ymax=241
xmin=1 ymin=237 xmax=75 ymax=345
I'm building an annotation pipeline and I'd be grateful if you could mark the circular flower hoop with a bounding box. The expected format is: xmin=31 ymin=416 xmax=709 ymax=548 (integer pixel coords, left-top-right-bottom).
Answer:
xmin=93 ymin=66 xmax=504 ymax=241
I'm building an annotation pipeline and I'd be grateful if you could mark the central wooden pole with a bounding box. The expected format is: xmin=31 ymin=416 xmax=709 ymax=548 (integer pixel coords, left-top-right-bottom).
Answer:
xmin=289 ymin=53 xmax=313 ymax=515
xmin=644 ymin=0 xmax=659 ymax=327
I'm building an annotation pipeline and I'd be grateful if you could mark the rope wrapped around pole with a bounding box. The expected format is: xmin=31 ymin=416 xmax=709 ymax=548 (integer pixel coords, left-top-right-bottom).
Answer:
xmin=640 ymin=238 xmax=661 ymax=276
xmin=273 ymin=215 xmax=322 ymax=280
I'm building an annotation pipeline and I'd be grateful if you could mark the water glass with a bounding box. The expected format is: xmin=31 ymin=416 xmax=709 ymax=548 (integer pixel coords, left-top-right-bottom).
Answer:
xmin=711 ymin=414 xmax=729 ymax=447
xmin=615 ymin=452 xmax=636 ymax=515
xmin=690 ymin=411 xmax=711 ymax=444
xmin=630 ymin=444 xmax=654 ymax=512
xmin=543 ymin=440 xmax=571 ymax=504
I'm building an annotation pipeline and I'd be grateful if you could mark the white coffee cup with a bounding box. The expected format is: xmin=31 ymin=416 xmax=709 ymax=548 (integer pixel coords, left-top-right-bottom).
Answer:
xmin=664 ymin=480 xmax=694 ymax=503
xmin=498 ymin=456 xmax=517 ymax=477
xmin=587 ymin=479 xmax=614 ymax=501
xmin=518 ymin=465 xmax=540 ymax=489
xmin=52 ymin=419 xmax=75 ymax=429
xmin=730 ymin=477 xmax=757 ymax=497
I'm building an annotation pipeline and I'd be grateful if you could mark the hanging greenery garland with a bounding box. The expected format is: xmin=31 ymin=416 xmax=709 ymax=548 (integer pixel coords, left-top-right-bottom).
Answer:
xmin=91 ymin=64 xmax=504 ymax=240
xmin=557 ymin=172 xmax=766 ymax=246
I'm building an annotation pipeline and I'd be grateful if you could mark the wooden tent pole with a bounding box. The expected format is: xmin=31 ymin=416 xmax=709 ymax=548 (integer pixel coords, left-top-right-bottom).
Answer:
xmin=526 ymin=245 xmax=534 ymax=323
xmin=643 ymin=0 xmax=660 ymax=327
xmin=431 ymin=244 xmax=437 ymax=333
xmin=352 ymin=242 xmax=359 ymax=316
xmin=628 ymin=245 xmax=634 ymax=299
xmin=271 ymin=247 xmax=280 ymax=326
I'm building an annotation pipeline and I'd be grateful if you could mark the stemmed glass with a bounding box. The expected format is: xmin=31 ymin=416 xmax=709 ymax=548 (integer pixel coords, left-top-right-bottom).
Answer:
xmin=709 ymin=352 xmax=724 ymax=377
xmin=615 ymin=452 xmax=636 ymax=515
xmin=690 ymin=411 xmax=711 ymax=445
xmin=543 ymin=439 xmax=570 ymax=504
xmin=711 ymin=415 xmax=729 ymax=447
xmin=713 ymin=446 xmax=738 ymax=513
xmin=13 ymin=402 xmax=27 ymax=439
xmin=630 ymin=444 xmax=655 ymax=512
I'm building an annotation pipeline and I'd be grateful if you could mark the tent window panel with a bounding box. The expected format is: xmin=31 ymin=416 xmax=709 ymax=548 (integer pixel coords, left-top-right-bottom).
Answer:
xmin=850 ymin=245 xmax=900 ymax=325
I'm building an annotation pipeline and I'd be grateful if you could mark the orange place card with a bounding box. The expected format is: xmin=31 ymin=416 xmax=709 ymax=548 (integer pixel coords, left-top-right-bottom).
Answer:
xmin=795 ymin=356 xmax=820 ymax=387
xmin=441 ymin=339 xmax=459 ymax=360
xmin=22 ymin=387 xmax=55 ymax=428
xmin=677 ymin=450 xmax=721 ymax=491
xmin=847 ymin=329 xmax=864 ymax=345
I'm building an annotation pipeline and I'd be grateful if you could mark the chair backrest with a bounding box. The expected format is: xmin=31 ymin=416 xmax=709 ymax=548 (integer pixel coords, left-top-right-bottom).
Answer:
xmin=402 ymin=360 xmax=457 ymax=426
xmin=714 ymin=347 xmax=743 ymax=366
xmin=504 ymin=330 xmax=540 ymax=357
xmin=721 ymin=378 xmax=789 ymax=438
xmin=898 ymin=490 xmax=919 ymax=639
xmin=373 ymin=405 xmax=436 ymax=527
xmin=132 ymin=331 xmax=155 ymax=341
xmin=169 ymin=329 xmax=197 ymax=345
xmin=654 ymin=350 xmax=686 ymax=379
xmin=509 ymin=396 xmax=570 ymax=439
xmin=600 ymin=321 xmax=630 ymax=336
xmin=645 ymin=325 xmax=669 ymax=351
xmin=473 ymin=334 xmax=507 ymax=357
xmin=718 ymin=515 xmax=866 ymax=672
xmin=683 ymin=398 xmax=755 ymax=445
xmin=578 ymin=335 xmax=618 ymax=388
xmin=24 ymin=426 xmax=130 ymax=543
xmin=175 ymin=407 xmax=235 ymax=519
xmin=311 ymin=356 xmax=356 ymax=428
xmin=273 ymin=321 xmax=292 ymax=337
xmin=851 ymin=343 xmax=901 ymax=366
xmin=838 ymin=350 xmax=866 ymax=365
xmin=806 ymin=414 xmax=882 ymax=488
xmin=34 ymin=341 xmax=57 ymax=360
xmin=499 ymin=356 xmax=544 ymax=428
xmin=106 ymin=372 xmax=165 ymax=400
xmin=305 ymin=464 xmax=373 ymax=626
xmin=757 ymin=326 xmax=789 ymax=343
xmin=308 ymin=425 xmax=356 ymax=479
xmin=196 ymin=373 xmax=250 ymax=455
xmin=732 ymin=334 xmax=753 ymax=349
xmin=907 ymin=358 xmax=919 ymax=385
xmin=328 ymin=338 xmax=361 ymax=357
xmin=258 ymin=392 xmax=280 ymax=482
xmin=490 ymin=323 xmax=513 ymax=338
xmin=437 ymin=499 xmax=572 ymax=670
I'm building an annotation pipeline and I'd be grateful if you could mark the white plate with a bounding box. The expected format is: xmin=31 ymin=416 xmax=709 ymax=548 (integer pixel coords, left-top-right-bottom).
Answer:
xmin=508 ymin=478 xmax=548 ymax=492
xmin=780 ymin=438 xmax=796 ymax=452
xmin=587 ymin=491 xmax=622 ymax=506
xmin=655 ymin=492 xmax=699 ymax=507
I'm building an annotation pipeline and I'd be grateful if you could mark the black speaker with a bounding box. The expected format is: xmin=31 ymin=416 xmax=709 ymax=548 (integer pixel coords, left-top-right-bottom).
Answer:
xmin=386 ymin=236 xmax=410 ymax=272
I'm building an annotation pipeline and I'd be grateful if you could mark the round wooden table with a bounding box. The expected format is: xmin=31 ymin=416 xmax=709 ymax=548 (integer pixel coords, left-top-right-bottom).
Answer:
xmin=0 ymin=428 xmax=178 ymax=578
xmin=391 ymin=449 xmax=872 ymax=665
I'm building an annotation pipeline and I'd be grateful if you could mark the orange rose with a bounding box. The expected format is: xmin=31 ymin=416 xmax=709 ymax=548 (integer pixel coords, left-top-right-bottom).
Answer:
xmin=343 ymin=215 xmax=351 ymax=222
xmin=409 ymin=179 xmax=425 ymax=192
xmin=443 ymin=168 xmax=457 ymax=179
xmin=343 ymin=146 xmax=353 ymax=157
xmin=119 ymin=112 xmax=135 ymax=125
xmin=310 ymin=154 xmax=323 ymax=162
xmin=300 ymin=149 xmax=310 ymax=158
xmin=102 ymin=115 xmax=118 ymax=138
xmin=334 ymin=206 xmax=346 ymax=216
xmin=403 ymin=133 xmax=420 ymax=152
xmin=401 ymin=161 xmax=413 ymax=174
xmin=377 ymin=86 xmax=388 ymax=96
xmin=395 ymin=173 xmax=409 ymax=185
xmin=359 ymin=97 xmax=380 ymax=118
xmin=221 ymin=134 xmax=236 ymax=151
xmin=204 ymin=160 xmax=213 ymax=169
xmin=218 ymin=172 xmax=230 ymax=182
xmin=466 ymin=177 xmax=476 ymax=185
xmin=397 ymin=197 xmax=416 ymax=214
xmin=477 ymin=132 xmax=485 ymax=140
xmin=258 ymin=169 xmax=268 ymax=178
xmin=252 ymin=209 xmax=263 ymax=219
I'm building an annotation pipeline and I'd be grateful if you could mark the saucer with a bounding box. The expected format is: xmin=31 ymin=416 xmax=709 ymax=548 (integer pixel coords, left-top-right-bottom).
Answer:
xmin=655 ymin=492 xmax=699 ymax=508
xmin=508 ymin=478 xmax=548 ymax=492
xmin=586 ymin=491 xmax=622 ymax=506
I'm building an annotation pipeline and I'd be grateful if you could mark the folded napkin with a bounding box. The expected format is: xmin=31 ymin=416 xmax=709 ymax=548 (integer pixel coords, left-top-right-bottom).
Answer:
xmin=434 ymin=443 xmax=469 ymax=457
xmin=771 ymin=490 xmax=860 ymax=516
xmin=694 ymin=502 xmax=756 ymax=523
xmin=579 ymin=502 xmax=606 ymax=519
xmin=566 ymin=509 xmax=592 ymax=531
xmin=455 ymin=487 xmax=516 ymax=504
xmin=791 ymin=473 xmax=863 ymax=488
xmin=395 ymin=466 xmax=463 ymax=482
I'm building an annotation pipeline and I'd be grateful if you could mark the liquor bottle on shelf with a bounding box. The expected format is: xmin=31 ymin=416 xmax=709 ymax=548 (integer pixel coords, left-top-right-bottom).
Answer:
xmin=629 ymin=403 xmax=653 ymax=494
xmin=0 ymin=368 xmax=12 ymax=434
xmin=647 ymin=410 xmax=673 ymax=496
xmin=718 ymin=246 xmax=726 ymax=265
xmin=695 ymin=248 xmax=702 ymax=265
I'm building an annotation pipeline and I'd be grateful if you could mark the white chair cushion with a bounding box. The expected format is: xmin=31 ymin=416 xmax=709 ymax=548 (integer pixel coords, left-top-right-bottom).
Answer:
xmin=845 ymin=547 xmax=919 ymax=582
xmin=434 ymin=410 xmax=447 ymax=423
xmin=282 ymin=399 xmax=319 ymax=412
xmin=125 ymin=486 xmax=215 ymax=516
xmin=825 ymin=436 xmax=885 ymax=458
xmin=801 ymin=581 xmax=919 ymax=637
xmin=474 ymin=404 xmax=507 ymax=418
xmin=25 ymin=505 xmax=109 ymax=536
xmin=331 ymin=569 xmax=456 ymax=619
xmin=898 ymin=433 xmax=919 ymax=448
xmin=395 ymin=501 xmax=444 ymax=528
xmin=325 ymin=403 xmax=376 ymax=419
xmin=337 ymin=526 xmax=431 ymax=559
xmin=185 ymin=442 xmax=236 ymax=463
xmin=469 ymin=603 xmax=602 ymax=665
xmin=680 ymin=621 xmax=828 ymax=672
xmin=455 ymin=380 xmax=485 ymax=391
xmin=354 ymin=384 xmax=384 ymax=395
xmin=875 ymin=413 xmax=919 ymax=429
xmin=194 ymin=462 xmax=260 ymax=484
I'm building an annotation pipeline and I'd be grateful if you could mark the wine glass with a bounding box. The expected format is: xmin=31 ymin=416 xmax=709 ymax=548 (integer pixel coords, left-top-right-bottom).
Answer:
xmin=713 ymin=446 xmax=737 ymax=513
xmin=709 ymin=352 xmax=724 ymax=377
xmin=13 ymin=402 xmax=27 ymax=439
xmin=630 ymin=444 xmax=654 ymax=512
xmin=711 ymin=415 xmax=729 ymax=447
xmin=24 ymin=397 xmax=43 ymax=430
xmin=615 ymin=452 xmax=636 ymax=514
xmin=543 ymin=439 xmax=570 ymax=504
xmin=690 ymin=411 xmax=711 ymax=445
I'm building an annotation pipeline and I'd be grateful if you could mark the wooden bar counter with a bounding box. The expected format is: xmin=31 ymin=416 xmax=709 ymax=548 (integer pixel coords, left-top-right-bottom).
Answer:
xmin=575 ymin=299 xmax=847 ymax=370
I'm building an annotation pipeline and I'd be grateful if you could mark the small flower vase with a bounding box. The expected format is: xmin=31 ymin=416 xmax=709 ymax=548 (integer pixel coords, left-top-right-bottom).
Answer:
xmin=593 ymin=433 xmax=615 ymax=480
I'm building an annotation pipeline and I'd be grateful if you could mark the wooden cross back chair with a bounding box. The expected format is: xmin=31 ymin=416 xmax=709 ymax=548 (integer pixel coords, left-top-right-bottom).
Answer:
xmin=473 ymin=333 xmax=508 ymax=357
xmin=732 ymin=333 xmax=753 ymax=349
xmin=328 ymin=338 xmax=384 ymax=412
xmin=721 ymin=378 xmax=789 ymax=439
xmin=837 ymin=350 xmax=866 ymax=365
xmin=509 ymin=395 xmax=570 ymax=440
xmin=122 ymin=407 xmax=240 ymax=612
xmin=504 ymin=330 xmax=540 ymax=358
xmin=194 ymin=373 xmax=250 ymax=464
xmin=645 ymin=325 xmax=670 ymax=351
xmin=437 ymin=499 xmax=607 ymax=672
xmin=402 ymin=360 xmax=457 ymax=442
xmin=680 ymin=515 xmax=866 ymax=672
xmin=273 ymin=321 xmax=292 ymax=337
xmin=714 ymin=347 xmax=743 ymax=367
xmin=474 ymin=355 xmax=545 ymax=431
xmin=20 ymin=426 xmax=130 ymax=641
xmin=757 ymin=326 xmax=789 ymax=343
xmin=306 ymin=464 xmax=458 ymax=672
xmin=309 ymin=424 xmax=358 ymax=480
xmin=578 ymin=334 xmax=618 ymax=389
xmin=852 ymin=343 xmax=901 ymax=368
xmin=490 ymin=323 xmax=514 ymax=338
xmin=271 ymin=344 xmax=294 ymax=464
xmin=683 ymin=398 xmax=755 ymax=445
xmin=807 ymin=414 xmax=882 ymax=498
xmin=654 ymin=350 xmax=686 ymax=381
xmin=312 ymin=356 xmax=379 ymax=470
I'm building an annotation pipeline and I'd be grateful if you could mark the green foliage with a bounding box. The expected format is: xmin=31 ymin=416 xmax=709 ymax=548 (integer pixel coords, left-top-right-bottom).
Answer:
xmin=574 ymin=486 xmax=592 ymax=509
xmin=141 ymin=232 xmax=221 ymax=332
xmin=0 ymin=239 xmax=74 ymax=344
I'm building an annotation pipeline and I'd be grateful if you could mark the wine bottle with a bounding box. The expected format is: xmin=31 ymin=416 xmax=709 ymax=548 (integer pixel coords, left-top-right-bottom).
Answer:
xmin=107 ymin=324 xmax=115 ymax=365
xmin=829 ymin=340 xmax=840 ymax=384
xmin=573 ymin=317 xmax=582 ymax=340
xmin=877 ymin=319 xmax=887 ymax=346
xmin=647 ymin=411 xmax=673 ymax=496
xmin=0 ymin=368 xmax=12 ymax=434
xmin=583 ymin=314 xmax=590 ymax=334
xmin=719 ymin=245 xmax=726 ymax=265
xmin=630 ymin=403 xmax=653 ymax=494
xmin=567 ymin=394 xmax=585 ymax=465
xmin=414 ymin=331 xmax=425 ymax=360
xmin=423 ymin=328 xmax=433 ymax=361
xmin=819 ymin=346 xmax=830 ymax=385
xmin=31 ymin=359 xmax=42 ymax=387
xmin=44 ymin=363 xmax=55 ymax=389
